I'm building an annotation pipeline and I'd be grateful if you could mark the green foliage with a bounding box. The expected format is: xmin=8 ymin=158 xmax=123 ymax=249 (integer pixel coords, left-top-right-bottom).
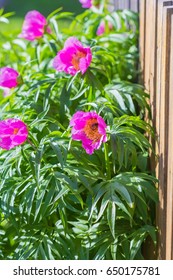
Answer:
xmin=0 ymin=4 xmax=158 ymax=260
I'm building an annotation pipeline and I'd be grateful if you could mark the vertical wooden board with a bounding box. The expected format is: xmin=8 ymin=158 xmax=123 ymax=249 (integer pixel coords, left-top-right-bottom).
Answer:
xmin=157 ymin=3 xmax=173 ymax=260
xmin=130 ymin=0 xmax=139 ymax=12
xmin=155 ymin=2 xmax=171 ymax=260
xmin=118 ymin=0 xmax=130 ymax=9
xmin=148 ymin=0 xmax=157 ymax=126
xmin=144 ymin=0 xmax=154 ymax=92
xmin=156 ymin=0 xmax=173 ymax=143
xmin=146 ymin=0 xmax=157 ymax=177
xmin=116 ymin=0 xmax=121 ymax=9
xmin=139 ymin=0 xmax=146 ymax=84
xmin=115 ymin=0 xmax=119 ymax=9
xmin=112 ymin=0 xmax=139 ymax=11
xmin=109 ymin=0 xmax=117 ymax=10
xmin=118 ymin=0 xmax=121 ymax=9
xmin=141 ymin=0 xmax=157 ymax=125
xmin=155 ymin=2 xmax=164 ymax=233
xmin=157 ymin=2 xmax=166 ymax=260
xmin=166 ymin=10 xmax=173 ymax=260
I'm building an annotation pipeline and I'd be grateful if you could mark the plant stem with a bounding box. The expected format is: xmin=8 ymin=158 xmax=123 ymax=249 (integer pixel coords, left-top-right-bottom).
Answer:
xmin=104 ymin=142 xmax=111 ymax=180
xmin=27 ymin=138 xmax=37 ymax=150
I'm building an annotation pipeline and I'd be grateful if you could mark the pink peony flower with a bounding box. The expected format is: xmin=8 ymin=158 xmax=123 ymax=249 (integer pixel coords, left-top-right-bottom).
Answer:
xmin=96 ymin=21 xmax=113 ymax=36
xmin=0 ymin=67 xmax=19 ymax=88
xmin=79 ymin=0 xmax=92 ymax=8
xmin=0 ymin=119 xmax=28 ymax=150
xmin=19 ymin=10 xmax=51 ymax=41
xmin=70 ymin=111 xmax=107 ymax=155
xmin=53 ymin=37 xmax=92 ymax=76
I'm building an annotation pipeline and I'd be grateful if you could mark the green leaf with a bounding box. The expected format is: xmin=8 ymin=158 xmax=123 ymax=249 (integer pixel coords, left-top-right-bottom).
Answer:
xmin=107 ymin=201 xmax=116 ymax=238
xmin=24 ymin=184 xmax=37 ymax=219
xmin=110 ymin=181 xmax=134 ymax=208
xmin=94 ymin=242 xmax=111 ymax=260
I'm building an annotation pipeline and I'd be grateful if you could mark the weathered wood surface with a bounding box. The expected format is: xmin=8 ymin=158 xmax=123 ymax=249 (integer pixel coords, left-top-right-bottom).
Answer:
xmin=110 ymin=0 xmax=139 ymax=11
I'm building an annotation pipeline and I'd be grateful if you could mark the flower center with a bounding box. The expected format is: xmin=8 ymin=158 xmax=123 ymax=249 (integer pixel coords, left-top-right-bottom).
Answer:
xmin=13 ymin=128 xmax=19 ymax=135
xmin=72 ymin=51 xmax=86 ymax=70
xmin=83 ymin=118 xmax=102 ymax=142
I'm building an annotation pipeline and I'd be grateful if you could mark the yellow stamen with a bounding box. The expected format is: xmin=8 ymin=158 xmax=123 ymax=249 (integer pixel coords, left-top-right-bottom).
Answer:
xmin=83 ymin=118 xmax=102 ymax=142
xmin=72 ymin=51 xmax=86 ymax=70
xmin=13 ymin=128 xmax=19 ymax=135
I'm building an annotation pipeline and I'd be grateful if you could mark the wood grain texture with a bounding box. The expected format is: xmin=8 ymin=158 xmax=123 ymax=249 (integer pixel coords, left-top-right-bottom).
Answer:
xmin=139 ymin=0 xmax=146 ymax=84
xmin=111 ymin=0 xmax=139 ymax=11
xmin=165 ymin=8 xmax=173 ymax=260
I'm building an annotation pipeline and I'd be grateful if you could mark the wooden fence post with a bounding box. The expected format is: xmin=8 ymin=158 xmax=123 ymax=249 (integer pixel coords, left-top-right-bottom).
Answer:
xmin=164 ymin=5 xmax=173 ymax=261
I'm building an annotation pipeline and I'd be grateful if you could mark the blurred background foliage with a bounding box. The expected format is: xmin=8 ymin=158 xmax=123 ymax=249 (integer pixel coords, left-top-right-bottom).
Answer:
xmin=1 ymin=0 xmax=83 ymax=16
xmin=0 ymin=0 xmax=82 ymax=34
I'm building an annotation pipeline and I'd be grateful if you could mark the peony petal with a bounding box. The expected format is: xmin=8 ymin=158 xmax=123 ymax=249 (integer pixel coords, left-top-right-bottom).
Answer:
xmin=79 ymin=0 xmax=92 ymax=8
xmin=0 ymin=119 xmax=28 ymax=150
xmin=79 ymin=58 xmax=88 ymax=74
xmin=19 ymin=10 xmax=49 ymax=41
xmin=0 ymin=136 xmax=12 ymax=150
xmin=64 ymin=37 xmax=83 ymax=48
xmin=53 ymin=37 xmax=92 ymax=76
xmin=25 ymin=10 xmax=47 ymax=25
xmin=0 ymin=67 xmax=19 ymax=89
xmin=70 ymin=111 xmax=107 ymax=154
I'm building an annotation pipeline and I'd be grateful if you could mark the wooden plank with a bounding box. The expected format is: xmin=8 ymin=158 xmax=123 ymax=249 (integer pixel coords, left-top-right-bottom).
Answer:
xmin=140 ymin=1 xmax=157 ymax=259
xmin=119 ymin=0 xmax=130 ymax=9
xmin=148 ymin=0 xmax=157 ymax=126
xmin=116 ymin=0 xmax=120 ymax=9
xmin=111 ymin=0 xmax=139 ymax=11
xmin=156 ymin=0 xmax=172 ymax=259
xmin=156 ymin=1 xmax=166 ymax=260
xmin=171 ymin=20 xmax=173 ymax=260
xmin=166 ymin=9 xmax=173 ymax=260
xmin=156 ymin=0 xmax=173 ymax=142
xmin=144 ymin=0 xmax=155 ymax=91
xmin=130 ymin=0 xmax=139 ymax=12
xmin=144 ymin=0 xmax=157 ymax=174
xmin=109 ymin=0 xmax=118 ymax=10
xmin=142 ymin=0 xmax=157 ymax=121
xmin=139 ymin=0 xmax=146 ymax=84
xmin=117 ymin=0 xmax=125 ymax=10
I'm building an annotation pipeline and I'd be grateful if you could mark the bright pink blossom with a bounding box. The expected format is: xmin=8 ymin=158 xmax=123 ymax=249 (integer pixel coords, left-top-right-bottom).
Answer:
xmin=19 ymin=10 xmax=51 ymax=41
xmin=79 ymin=0 xmax=92 ymax=8
xmin=53 ymin=37 xmax=92 ymax=76
xmin=0 ymin=119 xmax=28 ymax=150
xmin=96 ymin=21 xmax=113 ymax=36
xmin=0 ymin=67 xmax=19 ymax=88
xmin=70 ymin=111 xmax=107 ymax=155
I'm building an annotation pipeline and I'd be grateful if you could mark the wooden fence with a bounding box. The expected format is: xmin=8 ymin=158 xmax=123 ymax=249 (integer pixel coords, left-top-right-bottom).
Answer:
xmin=139 ymin=0 xmax=173 ymax=260
xmin=110 ymin=0 xmax=139 ymax=11
xmin=112 ymin=0 xmax=173 ymax=259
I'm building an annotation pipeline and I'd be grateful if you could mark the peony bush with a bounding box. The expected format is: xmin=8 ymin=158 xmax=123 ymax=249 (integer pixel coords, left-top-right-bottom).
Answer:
xmin=0 ymin=1 xmax=158 ymax=260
